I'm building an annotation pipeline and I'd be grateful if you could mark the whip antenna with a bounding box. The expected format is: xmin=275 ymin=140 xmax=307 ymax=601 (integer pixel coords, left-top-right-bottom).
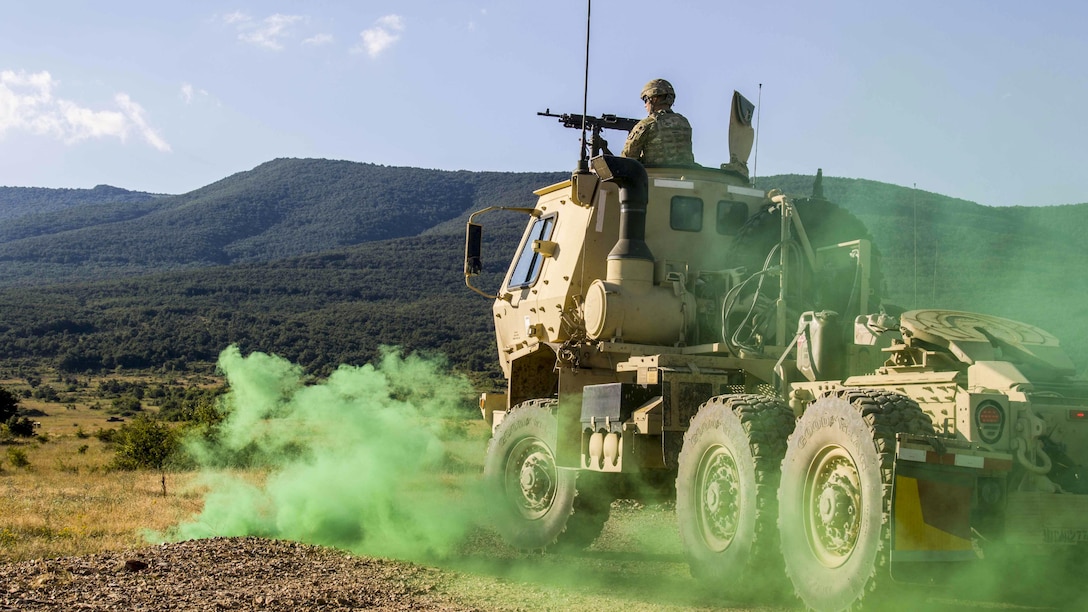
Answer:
xmin=579 ymin=0 xmax=592 ymax=165
xmin=753 ymin=83 xmax=762 ymax=182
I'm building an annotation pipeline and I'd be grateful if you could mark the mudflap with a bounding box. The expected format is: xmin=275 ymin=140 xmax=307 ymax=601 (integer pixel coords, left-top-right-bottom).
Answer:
xmin=889 ymin=435 xmax=1013 ymax=584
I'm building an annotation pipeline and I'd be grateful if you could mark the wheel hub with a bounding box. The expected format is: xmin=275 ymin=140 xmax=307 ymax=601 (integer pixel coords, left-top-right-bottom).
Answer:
xmin=806 ymin=447 xmax=862 ymax=567
xmin=696 ymin=446 xmax=741 ymax=551
xmin=519 ymin=452 xmax=554 ymax=509
xmin=506 ymin=438 xmax=557 ymax=520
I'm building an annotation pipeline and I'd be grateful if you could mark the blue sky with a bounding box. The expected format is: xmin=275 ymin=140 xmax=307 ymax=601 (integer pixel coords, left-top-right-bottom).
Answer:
xmin=0 ymin=1 xmax=1084 ymax=207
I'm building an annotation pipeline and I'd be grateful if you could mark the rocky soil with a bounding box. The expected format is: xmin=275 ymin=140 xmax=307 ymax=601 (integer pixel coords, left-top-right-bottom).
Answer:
xmin=0 ymin=537 xmax=472 ymax=611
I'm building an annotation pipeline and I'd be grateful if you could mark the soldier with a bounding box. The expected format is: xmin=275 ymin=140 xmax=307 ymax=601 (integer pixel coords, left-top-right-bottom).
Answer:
xmin=621 ymin=78 xmax=695 ymax=166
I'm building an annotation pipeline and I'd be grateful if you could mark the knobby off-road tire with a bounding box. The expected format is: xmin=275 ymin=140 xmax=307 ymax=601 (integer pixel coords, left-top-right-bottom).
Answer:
xmin=552 ymin=469 xmax=613 ymax=552
xmin=778 ymin=389 xmax=934 ymax=611
xmin=676 ymin=394 xmax=796 ymax=589
xmin=483 ymin=399 xmax=609 ymax=550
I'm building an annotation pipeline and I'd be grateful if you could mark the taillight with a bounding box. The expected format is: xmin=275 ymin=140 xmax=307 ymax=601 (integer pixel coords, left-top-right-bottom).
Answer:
xmin=1069 ymin=409 xmax=1088 ymax=421
xmin=978 ymin=405 xmax=1001 ymax=424
xmin=975 ymin=401 xmax=1005 ymax=444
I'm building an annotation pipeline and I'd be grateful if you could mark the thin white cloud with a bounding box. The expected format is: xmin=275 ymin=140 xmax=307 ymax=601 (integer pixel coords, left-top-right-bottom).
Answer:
xmin=302 ymin=33 xmax=334 ymax=46
xmin=56 ymin=99 xmax=126 ymax=141
xmin=224 ymin=12 xmax=304 ymax=50
xmin=116 ymin=93 xmax=171 ymax=152
xmin=180 ymin=82 xmax=210 ymax=105
xmin=0 ymin=70 xmax=170 ymax=152
xmin=376 ymin=14 xmax=404 ymax=31
xmin=222 ymin=10 xmax=250 ymax=25
xmin=353 ymin=14 xmax=405 ymax=58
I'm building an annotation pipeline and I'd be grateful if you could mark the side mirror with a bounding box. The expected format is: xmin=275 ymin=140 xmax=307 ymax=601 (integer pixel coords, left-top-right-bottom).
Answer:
xmin=465 ymin=222 xmax=483 ymax=276
xmin=463 ymin=206 xmax=538 ymax=300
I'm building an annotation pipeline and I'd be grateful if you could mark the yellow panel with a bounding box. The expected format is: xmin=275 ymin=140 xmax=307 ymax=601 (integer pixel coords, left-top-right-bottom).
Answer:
xmin=894 ymin=475 xmax=973 ymax=552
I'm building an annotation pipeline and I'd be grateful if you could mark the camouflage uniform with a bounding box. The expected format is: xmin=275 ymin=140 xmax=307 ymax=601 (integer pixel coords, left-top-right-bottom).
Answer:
xmin=621 ymin=111 xmax=695 ymax=166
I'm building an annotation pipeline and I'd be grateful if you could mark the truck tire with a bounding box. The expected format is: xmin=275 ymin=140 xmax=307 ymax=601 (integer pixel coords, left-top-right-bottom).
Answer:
xmin=484 ymin=399 xmax=608 ymax=550
xmin=676 ymin=394 xmax=795 ymax=588
xmin=552 ymin=470 xmax=613 ymax=552
xmin=777 ymin=389 xmax=933 ymax=610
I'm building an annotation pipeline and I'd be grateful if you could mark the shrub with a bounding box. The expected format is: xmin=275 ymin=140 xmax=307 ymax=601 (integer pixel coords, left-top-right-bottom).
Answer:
xmin=0 ymin=387 xmax=19 ymax=422
xmin=56 ymin=460 xmax=78 ymax=474
xmin=32 ymin=385 xmax=59 ymax=402
xmin=110 ymin=415 xmax=179 ymax=472
xmin=7 ymin=447 xmax=29 ymax=468
xmin=110 ymin=395 xmax=142 ymax=415
xmin=5 ymin=416 xmax=35 ymax=438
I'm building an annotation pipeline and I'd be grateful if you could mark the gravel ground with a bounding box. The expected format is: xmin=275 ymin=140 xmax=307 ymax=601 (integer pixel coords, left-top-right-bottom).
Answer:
xmin=0 ymin=537 xmax=473 ymax=611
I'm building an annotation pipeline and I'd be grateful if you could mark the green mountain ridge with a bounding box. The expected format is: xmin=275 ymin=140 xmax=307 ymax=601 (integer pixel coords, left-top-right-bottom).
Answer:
xmin=0 ymin=159 xmax=564 ymax=286
xmin=1 ymin=158 xmax=1085 ymax=376
xmin=0 ymin=184 xmax=161 ymax=220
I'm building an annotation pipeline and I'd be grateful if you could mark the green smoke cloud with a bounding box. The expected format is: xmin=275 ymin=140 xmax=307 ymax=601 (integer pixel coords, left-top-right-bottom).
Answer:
xmin=162 ymin=345 xmax=482 ymax=560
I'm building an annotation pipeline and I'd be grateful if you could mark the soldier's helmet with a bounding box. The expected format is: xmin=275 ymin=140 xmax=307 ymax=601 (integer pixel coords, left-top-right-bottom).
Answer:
xmin=641 ymin=79 xmax=676 ymax=106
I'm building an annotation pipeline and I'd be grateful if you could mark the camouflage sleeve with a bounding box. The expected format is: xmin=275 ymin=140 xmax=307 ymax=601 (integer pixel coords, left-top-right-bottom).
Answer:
xmin=621 ymin=116 xmax=653 ymax=159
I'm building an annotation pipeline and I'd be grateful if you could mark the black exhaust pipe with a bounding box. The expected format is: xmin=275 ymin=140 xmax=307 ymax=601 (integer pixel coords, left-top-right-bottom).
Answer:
xmin=590 ymin=155 xmax=654 ymax=262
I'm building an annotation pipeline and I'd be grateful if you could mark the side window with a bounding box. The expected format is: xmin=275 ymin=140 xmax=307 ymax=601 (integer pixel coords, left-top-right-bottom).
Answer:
xmin=507 ymin=215 xmax=556 ymax=289
xmin=717 ymin=200 xmax=748 ymax=235
xmin=670 ymin=196 xmax=703 ymax=232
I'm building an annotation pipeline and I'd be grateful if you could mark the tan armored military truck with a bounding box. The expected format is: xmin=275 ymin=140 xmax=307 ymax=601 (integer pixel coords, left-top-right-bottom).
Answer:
xmin=464 ymin=94 xmax=1088 ymax=609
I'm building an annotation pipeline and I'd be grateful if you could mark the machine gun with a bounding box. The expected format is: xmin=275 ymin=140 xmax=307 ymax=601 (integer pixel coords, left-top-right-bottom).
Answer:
xmin=538 ymin=109 xmax=640 ymax=157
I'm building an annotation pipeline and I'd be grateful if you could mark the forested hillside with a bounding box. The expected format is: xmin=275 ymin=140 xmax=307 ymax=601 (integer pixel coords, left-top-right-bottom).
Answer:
xmin=2 ymin=159 xmax=1086 ymax=378
xmin=0 ymin=233 xmax=507 ymax=382
xmin=0 ymin=159 xmax=564 ymax=286
xmin=0 ymin=184 xmax=159 ymax=221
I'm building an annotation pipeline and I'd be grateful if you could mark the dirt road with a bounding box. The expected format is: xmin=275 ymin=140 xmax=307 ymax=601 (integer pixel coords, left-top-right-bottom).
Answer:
xmin=0 ymin=505 xmax=1074 ymax=611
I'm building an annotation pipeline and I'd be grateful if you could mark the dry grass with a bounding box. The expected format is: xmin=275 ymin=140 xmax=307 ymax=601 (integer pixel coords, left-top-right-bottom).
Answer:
xmin=0 ymin=376 xmax=209 ymax=564
xmin=0 ymin=371 xmax=490 ymax=565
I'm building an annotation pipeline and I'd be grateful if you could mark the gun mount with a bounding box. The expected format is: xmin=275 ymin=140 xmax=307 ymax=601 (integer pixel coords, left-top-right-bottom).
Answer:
xmin=538 ymin=109 xmax=639 ymax=157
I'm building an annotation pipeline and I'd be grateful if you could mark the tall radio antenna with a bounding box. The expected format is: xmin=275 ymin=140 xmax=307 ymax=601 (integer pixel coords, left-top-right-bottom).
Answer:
xmin=753 ymin=83 xmax=762 ymax=182
xmin=579 ymin=0 xmax=592 ymax=166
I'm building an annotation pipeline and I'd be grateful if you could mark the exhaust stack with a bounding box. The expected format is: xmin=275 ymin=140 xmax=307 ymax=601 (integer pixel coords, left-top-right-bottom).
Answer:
xmin=583 ymin=156 xmax=693 ymax=344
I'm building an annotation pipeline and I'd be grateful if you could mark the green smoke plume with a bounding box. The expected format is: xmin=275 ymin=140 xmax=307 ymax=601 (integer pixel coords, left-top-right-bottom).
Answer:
xmin=162 ymin=345 xmax=481 ymax=560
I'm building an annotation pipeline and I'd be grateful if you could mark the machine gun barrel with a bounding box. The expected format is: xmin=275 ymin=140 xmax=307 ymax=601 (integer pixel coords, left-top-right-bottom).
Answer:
xmin=539 ymin=109 xmax=640 ymax=157
xmin=538 ymin=109 xmax=639 ymax=133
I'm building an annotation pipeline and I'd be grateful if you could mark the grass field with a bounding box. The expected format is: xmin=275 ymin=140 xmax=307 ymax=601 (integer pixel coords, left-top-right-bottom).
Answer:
xmin=0 ymin=373 xmax=213 ymax=563
xmin=0 ymin=368 xmax=491 ymax=565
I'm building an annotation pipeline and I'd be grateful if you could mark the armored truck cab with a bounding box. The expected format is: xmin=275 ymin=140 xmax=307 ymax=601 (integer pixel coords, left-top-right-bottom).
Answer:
xmin=490 ymin=164 xmax=777 ymax=402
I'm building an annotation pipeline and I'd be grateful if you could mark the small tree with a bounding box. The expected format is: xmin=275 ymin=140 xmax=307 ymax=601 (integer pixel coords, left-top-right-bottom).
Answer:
xmin=112 ymin=415 xmax=180 ymax=496
xmin=32 ymin=385 xmax=59 ymax=402
xmin=0 ymin=387 xmax=19 ymax=422
xmin=110 ymin=395 xmax=143 ymax=415
xmin=6 ymin=416 xmax=35 ymax=437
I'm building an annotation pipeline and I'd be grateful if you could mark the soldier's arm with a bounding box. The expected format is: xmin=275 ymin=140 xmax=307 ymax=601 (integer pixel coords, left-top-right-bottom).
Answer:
xmin=621 ymin=118 xmax=651 ymax=159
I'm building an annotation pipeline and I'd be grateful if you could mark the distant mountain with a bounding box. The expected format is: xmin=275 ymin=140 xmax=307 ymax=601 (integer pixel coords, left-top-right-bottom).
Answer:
xmin=0 ymin=184 xmax=160 ymax=221
xmin=0 ymin=159 xmax=565 ymax=286
xmin=1 ymin=159 xmax=1086 ymax=376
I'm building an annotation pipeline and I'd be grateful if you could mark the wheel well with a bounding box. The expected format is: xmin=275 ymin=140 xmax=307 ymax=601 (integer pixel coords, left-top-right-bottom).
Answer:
xmin=509 ymin=345 xmax=559 ymax=408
